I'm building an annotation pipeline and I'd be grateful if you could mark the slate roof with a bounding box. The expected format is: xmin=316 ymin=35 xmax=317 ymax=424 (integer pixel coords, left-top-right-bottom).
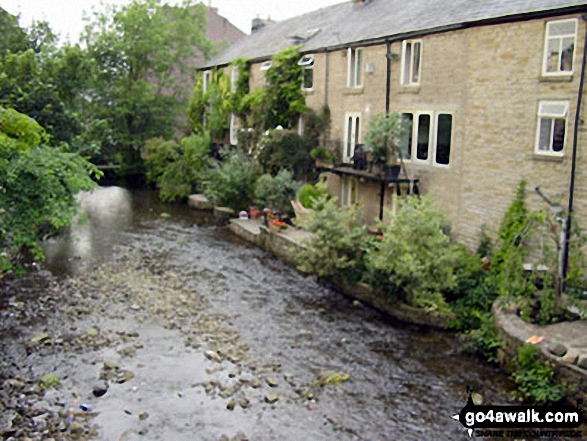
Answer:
xmin=202 ymin=0 xmax=587 ymax=68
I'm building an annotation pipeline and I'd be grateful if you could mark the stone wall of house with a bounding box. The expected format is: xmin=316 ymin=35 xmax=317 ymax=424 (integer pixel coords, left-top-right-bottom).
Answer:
xmin=225 ymin=13 xmax=587 ymax=246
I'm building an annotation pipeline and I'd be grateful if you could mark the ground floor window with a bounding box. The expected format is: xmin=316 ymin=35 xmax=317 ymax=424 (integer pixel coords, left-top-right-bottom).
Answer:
xmin=399 ymin=111 xmax=453 ymax=166
xmin=230 ymin=114 xmax=238 ymax=145
xmin=341 ymin=176 xmax=358 ymax=206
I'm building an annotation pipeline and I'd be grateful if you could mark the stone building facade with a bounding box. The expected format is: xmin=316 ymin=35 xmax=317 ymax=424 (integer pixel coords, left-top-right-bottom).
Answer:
xmin=201 ymin=0 xmax=587 ymax=248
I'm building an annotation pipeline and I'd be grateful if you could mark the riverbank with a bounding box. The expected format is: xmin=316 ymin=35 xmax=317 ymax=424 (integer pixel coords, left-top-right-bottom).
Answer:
xmin=224 ymin=203 xmax=587 ymax=404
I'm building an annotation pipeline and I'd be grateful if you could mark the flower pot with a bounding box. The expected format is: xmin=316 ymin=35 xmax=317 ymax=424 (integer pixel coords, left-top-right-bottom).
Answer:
xmin=249 ymin=206 xmax=261 ymax=219
xmin=384 ymin=164 xmax=401 ymax=180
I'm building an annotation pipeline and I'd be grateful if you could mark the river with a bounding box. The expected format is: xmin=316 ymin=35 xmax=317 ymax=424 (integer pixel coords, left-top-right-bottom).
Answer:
xmin=0 ymin=186 xmax=516 ymax=440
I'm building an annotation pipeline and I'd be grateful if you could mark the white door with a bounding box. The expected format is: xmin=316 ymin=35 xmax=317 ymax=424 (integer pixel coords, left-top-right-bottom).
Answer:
xmin=343 ymin=112 xmax=361 ymax=163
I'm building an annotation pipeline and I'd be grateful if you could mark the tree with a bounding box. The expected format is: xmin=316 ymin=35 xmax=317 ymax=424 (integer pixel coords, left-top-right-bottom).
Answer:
xmin=0 ymin=107 xmax=101 ymax=272
xmin=83 ymin=0 xmax=212 ymax=172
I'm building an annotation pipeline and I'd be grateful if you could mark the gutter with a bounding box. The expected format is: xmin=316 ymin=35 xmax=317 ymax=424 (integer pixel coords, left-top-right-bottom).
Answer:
xmin=561 ymin=14 xmax=587 ymax=289
xmin=196 ymin=5 xmax=587 ymax=71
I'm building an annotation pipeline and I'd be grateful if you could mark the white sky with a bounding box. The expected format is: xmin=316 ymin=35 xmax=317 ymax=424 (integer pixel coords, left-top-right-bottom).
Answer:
xmin=2 ymin=0 xmax=346 ymax=43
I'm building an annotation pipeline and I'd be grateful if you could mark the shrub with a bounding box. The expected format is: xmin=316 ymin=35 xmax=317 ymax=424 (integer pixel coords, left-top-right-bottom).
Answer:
xmin=364 ymin=194 xmax=456 ymax=315
xmin=462 ymin=312 xmax=504 ymax=363
xmin=310 ymin=147 xmax=333 ymax=162
xmin=254 ymin=170 xmax=301 ymax=216
xmin=512 ymin=344 xmax=565 ymax=404
xmin=143 ymin=137 xmax=180 ymax=185
xmin=257 ymin=129 xmax=314 ymax=181
xmin=203 ymin=152 xmax=257 ymax=212
xmin=0 ymin=107 xmax=100 ymax=272
xmin=297 ymin=181 xmax=330 ymax=210
xmin=294 ymin=195 xmax=369 ymax=281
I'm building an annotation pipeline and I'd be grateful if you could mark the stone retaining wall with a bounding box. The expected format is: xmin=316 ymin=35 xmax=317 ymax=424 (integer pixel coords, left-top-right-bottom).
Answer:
xmin=493 ymin=301 xmax=587 ymax=402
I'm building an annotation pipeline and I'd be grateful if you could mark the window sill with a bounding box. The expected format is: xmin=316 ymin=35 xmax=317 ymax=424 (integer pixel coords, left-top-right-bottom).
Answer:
xmin=532 ymin=152 xmax=565 ymax=162
xmin=540 ymin=73 xmax=573 ymax=83
xmin=302 ymin=89 xmax=315 ymax=95
xmin=343 ymin=87 xmax=364 ymax=95
xmin=398 ymin=85 xmax=421 ymax=94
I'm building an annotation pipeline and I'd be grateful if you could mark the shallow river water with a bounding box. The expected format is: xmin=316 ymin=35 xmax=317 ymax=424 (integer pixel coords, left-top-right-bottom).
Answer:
xmin=1 ymin=187 xmax=519 ymax=441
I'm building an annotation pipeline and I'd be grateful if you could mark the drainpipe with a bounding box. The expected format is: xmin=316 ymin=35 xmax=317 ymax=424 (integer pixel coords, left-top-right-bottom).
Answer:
xmin=385 ymin=40 xmax=391 ymax=114
xmin=323 ymin=48 xmax=330 ymax=146
xmin=561 ymin=14 xmax=587 ymax=290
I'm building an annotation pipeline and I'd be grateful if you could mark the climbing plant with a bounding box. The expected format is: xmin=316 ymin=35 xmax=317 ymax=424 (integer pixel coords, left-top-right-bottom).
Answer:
xmin=188 ymin=69 xmax=232 ymax=139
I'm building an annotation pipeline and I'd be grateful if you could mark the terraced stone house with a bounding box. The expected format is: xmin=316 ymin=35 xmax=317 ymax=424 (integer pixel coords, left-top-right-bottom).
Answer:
xmin=200 ymin=0 xmax=587 ymax=248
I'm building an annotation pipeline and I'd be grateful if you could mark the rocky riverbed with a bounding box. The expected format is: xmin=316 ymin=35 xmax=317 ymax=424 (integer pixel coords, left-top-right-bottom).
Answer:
xmin=0 ymin=187 xmax=518 ymax=440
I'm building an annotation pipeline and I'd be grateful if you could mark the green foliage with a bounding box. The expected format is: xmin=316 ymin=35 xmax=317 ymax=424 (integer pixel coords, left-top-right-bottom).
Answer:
xmin=188 ymin=69 xmax=232 ymax=138
xmin=294 ymin=195 xmax=369 ymax=281
xmin=310 ymin=147 xmax=333 ymax=162
xmin=364 ymin=112 xmax=403 ymax=166
xmin=565 ymin=223 xmax=587 ymax=298
xmin=39 ymin=373 xmax=60 ymax=390
xmin=231 ymin=58 xmax=250 ymax=118
xmin=297 ymin=181 xmax=330 ymax=210
xmin=143 ymin=137 xmax=180 ymax=184
xmin=257 ymin=129 xmax=314 ymax=181
xmin=0 ymin=8 xmax=30 ymax=56
xmin=83 ymin=0 xmax=212 ymax=171
xmin=264 ymin=46 xmax=307 ymax=129
xmin=512 ymin=344 xmax=565 ymax=404
xmin=462 ymin=312 xmax=505 ymax=363
xmin=0 ymin=107 xmax=100 ymax=271
xmin=365 ymin=195 xmax=455 ymax=315
xmin=203 ymin=152 xmax=257 ymax=212
xmin=302 ymin=105 xmax=331 ymax=149
xmin=148 ymin=134 xmax=211 ymax=202
xmin=254 ymin=170 xmax=301 ymax=215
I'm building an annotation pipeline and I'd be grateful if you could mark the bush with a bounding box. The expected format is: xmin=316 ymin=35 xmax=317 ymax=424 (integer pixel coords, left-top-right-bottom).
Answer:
xmin=254 ymin=170 xmax=301 ymax=216
xmin=143 ymin=133 xmax=211 ymax=202
xmin=462 ymin=312 xmax=504 ymax=363
xmin=257 ymin=129 xmax=314 ymax=181
xmin=294 ymin=195 xmax=369 ymax=281
xmin=364 ymin=194 xmax=456 ymax=315
xmin=203 ymin=152 xmax=257 ymax=212
xmin=0 ymin=107 xmax=100 ymax=272
xmin=512 ymin=344 xmax=565 ymax=404
xmin=297 ymin=181 xmax=330 ymax=209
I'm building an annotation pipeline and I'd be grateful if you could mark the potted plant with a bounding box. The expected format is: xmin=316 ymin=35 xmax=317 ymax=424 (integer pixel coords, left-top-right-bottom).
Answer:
xmin=310 ymin=147 xmax=333 ymax=167
xmin=364 ymin=113 xmax=403 ymax=180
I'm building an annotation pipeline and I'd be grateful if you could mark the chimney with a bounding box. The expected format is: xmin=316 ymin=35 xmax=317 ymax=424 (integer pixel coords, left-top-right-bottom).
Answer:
xmin=251 ymin=16 xmax=273 ymax=33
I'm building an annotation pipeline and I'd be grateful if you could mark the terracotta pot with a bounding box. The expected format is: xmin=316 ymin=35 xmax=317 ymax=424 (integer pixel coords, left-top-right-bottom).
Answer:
xmin=249 ymin=206 xmax=261 ymax=219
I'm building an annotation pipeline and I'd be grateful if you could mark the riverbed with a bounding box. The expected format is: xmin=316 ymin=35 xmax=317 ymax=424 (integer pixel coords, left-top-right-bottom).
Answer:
xmin=0 ymin=187 xmax=517 ymax=440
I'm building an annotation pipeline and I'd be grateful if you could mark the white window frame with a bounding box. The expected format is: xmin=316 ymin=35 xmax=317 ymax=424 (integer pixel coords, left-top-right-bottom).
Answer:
xmin=342 ymin=177 xmax=359 ymax=206
xmin=347 ymin=47 xmax=363 ymax=88
xmin=399 ymin=110 xmax=454 ymax=167
xmin=433 ymin=112 xmax=454 ymax=167
xmin=542 ymin=19 xmax=578 ymax=76
xmin=231 ymin=66 xmax=239 ymax=93
xmin=413 ymin=111 xmax=433 ymax=164
xmin=260 ymin=61 xmax=271 ymax=86
xmin=298 ymin=55 xmax=314 ymax=91
xmin=202 ymin=70 xmax=211 ymax=93
xmin=400 ymin=39 xmax=422 ymax=86
xmin=230 ymin=113 xmax=238 ymax=145
xmin=298 ymin=115 xmax=304 ymax=136
xmin=535 ymin=101 xmax=569 ymax=156
xmin=343 ymin=112 xmax=361 ymax=163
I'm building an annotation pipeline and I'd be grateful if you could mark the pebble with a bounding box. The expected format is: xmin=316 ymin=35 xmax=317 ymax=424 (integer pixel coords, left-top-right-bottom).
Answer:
xmin=264 ymin=394 xmax=279 ymax=404
xmin=138 ymin=411 xmax=149 ymax=421
xmin=547 ymin=341 xmax=567 ymax=357
xmin=265 ymin=378 xmax=278 ymax=388
xmin=92 ymin=384 xmax=108 ymax=397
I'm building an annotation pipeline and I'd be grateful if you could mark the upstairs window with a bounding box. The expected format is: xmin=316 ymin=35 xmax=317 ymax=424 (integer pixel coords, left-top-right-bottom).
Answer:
xmin=231 ymin=67 xmax=239 ymax=93
xmin=260 ymin=61 xmax=271 ymax=86
xmin=298 ymin=55 xmax=314 ymax=90
xmin=202 ymin=70 xmax=211 ymax=93
xmin=543 ymin=19 xmax=577 ymax=75
xmin=536 ymin=101 xmax=568 ymax=155
xmin=401 ymin=40 xmax=422 ymax=85
xmin=343 ymin=112 xmax=361 ymax=163
xmin=347 ymin=48 xmax=363 ymax=88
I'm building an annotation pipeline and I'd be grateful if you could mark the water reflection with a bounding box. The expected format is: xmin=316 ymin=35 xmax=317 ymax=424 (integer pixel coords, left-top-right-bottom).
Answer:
xmin=43 ymin=187 xmax=133 ymax=274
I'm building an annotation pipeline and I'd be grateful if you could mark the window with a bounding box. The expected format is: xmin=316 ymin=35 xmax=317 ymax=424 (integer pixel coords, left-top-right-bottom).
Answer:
xmin=536 ymin=101 xmax=568 ymax=155
xmin=400 ymin=111 xmax=453 ymax=166
xmin=342 ymin=177 xmax=358 ymax=206
xmin=435 ymin=114 xmax=453 ymax=165
xmin=230 ymin=114 xmax=238 ymax=145
xmin=415 ymin=112 xmax=432 ymax=162
xmin=298 ymin=55 xmax=314 ymax=90
xmin=401 ymin=40 xmax=422 ymax=85
xmin=231 ymin=67 xmax=239 ymax=93
xmin=343 ymin=112 xmax=361 ymax=163
xmin=543 ymin=19 xmax=577 ymax=75
xmin=260 ymin=61 xmax=271 ymax=86
xmin=298 ymin=116 xmax=304 ymax=136
xmin=202 ymin=70 xmax=211 ymax=92
xmin=347 ymin=48 xmax=363 ymax=88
